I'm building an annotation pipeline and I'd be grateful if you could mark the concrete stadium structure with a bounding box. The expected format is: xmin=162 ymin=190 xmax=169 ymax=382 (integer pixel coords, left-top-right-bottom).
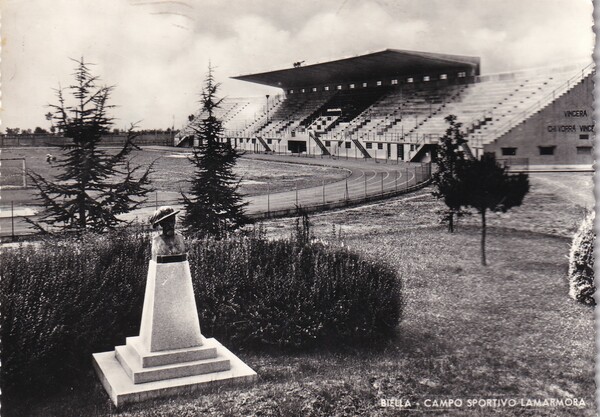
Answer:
xmin=177 ymin=49 xmax=594 ymax=167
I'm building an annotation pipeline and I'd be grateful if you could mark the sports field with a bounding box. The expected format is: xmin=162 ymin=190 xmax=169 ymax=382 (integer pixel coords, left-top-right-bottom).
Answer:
xmin=0 ymin=146 xmax=349 ymax=206
xmin=1 ymin=146 xmax=426 ymax=237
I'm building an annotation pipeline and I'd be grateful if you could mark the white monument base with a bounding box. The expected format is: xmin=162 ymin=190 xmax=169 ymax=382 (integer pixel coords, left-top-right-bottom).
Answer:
xmin=93 ymin=338 xmax=257 ymax=407
xmin=93 ymin=256 xmax=256 ymax=407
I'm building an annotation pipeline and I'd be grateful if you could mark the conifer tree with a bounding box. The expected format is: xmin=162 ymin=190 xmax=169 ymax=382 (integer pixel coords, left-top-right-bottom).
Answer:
xmin=431 ymin=115 xmax=470 ymax=232
xmin=180 ymin=65 xmax=248 ymax=237
xmin=27 ymin=58 xmax=153 ymax=233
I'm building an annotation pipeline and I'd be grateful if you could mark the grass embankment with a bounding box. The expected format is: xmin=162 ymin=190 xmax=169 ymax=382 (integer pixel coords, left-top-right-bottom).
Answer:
xmin=7 ymin=173 xmax=596 ymax=417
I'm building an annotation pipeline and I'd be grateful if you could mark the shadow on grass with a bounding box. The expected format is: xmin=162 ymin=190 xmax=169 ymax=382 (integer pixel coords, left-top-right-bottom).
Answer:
xmin=4 ymin=338 xmax=415 ymax=417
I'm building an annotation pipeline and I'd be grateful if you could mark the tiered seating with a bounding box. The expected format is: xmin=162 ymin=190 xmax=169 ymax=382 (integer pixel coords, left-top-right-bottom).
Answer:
xmin=319 ymin=88 xmax=391 ymax=131
xmin=326 ymin=84 xmax=463 ymax=142
xmin=316 ymin=65 xmax=586 ymax=151
xmin=326 ymin=90 xmax=400 ymax=138
xmin=290 ymin=87 xmax=389 ymax=140
xmin=181 ymin=63 xmax=591 ymax=157
xmin=254 ymin=91 xmax=334 ymax=137
xmin=466 ymin=68 xmax=587 ymax=147
xmin=373 ymin=85 xmax=463 ymax=141
xmin=399 ymin=80 xmax=524 ymax=141
xmin=176 ymin=99 xmax=237 ymax=145
xmin=178 ymin=96 xmax=282 ymax=142
xmin=307 ymin=113 xmax=341 ymax=133
xmin=229 ymin=96 xmax=284 ymax=137
xmin=408 ymin=67 xmax=583 ymax=146
xmin=223 ymin=97 xmax=277 ymax=132
xmin=186 ymin=99 xmax=239 ymax=128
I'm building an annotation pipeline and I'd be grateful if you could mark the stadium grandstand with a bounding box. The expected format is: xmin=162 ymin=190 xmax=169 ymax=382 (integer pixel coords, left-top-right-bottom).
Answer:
xmin=176 ymin=49 xmax=594 ymax=167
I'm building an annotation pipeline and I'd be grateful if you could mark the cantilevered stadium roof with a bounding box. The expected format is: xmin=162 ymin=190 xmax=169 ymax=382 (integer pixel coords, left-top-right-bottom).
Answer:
xmin=232 ymin=49 xmax=480 ymax=89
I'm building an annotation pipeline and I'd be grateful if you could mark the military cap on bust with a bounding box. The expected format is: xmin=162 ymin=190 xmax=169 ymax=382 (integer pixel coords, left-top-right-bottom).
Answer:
xmin=149 ymin=206 xmax=180 ymax=228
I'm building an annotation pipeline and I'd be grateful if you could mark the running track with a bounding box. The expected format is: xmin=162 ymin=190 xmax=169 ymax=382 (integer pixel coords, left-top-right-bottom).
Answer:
xmin=0 ymin=153 xmax=430 ymax=237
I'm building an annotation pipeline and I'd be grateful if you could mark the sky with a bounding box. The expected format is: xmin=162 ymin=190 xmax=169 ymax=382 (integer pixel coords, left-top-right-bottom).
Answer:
xmin=1 ymin=0 xmax=594 ymax=131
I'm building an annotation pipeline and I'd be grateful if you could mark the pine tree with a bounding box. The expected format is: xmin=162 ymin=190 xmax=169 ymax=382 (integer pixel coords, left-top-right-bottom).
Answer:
xmin=431 ymin=115 xmax=470 ymax=232
xmin=180 ymin=65 xmax=248 ymax=237
xmin=27 ymin=58 xmax=154 ymax=233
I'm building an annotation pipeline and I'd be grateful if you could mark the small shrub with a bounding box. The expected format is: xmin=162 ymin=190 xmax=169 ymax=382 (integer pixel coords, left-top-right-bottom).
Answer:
xmin=568 ymin=211 xmax=595 ymax=305
xmin=0 ymin=229 xmax=403 ymax=398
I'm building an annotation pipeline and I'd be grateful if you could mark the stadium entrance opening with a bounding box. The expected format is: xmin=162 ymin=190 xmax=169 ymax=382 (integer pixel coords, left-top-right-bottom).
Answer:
xmin=288 ymin=140 xmax=307 ymax=154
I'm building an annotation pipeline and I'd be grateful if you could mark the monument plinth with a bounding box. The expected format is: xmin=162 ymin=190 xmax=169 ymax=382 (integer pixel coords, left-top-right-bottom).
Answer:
xmin=93 ymin=207 xmax=256 ymax=407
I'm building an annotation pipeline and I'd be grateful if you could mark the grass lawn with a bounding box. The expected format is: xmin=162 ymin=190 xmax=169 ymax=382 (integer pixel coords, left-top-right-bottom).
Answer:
xmin=5 ymin=173 xmax=595 ymax=416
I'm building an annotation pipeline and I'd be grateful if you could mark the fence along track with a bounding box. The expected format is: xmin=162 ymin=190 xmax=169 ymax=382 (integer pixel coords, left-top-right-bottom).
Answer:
xmin=248 ymin=163 xmax=432 ymax=221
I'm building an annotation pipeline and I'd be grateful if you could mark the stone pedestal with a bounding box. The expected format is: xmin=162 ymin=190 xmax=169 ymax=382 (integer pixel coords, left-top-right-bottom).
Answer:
xmin=93 ymin=256 xmax=257 ymax=407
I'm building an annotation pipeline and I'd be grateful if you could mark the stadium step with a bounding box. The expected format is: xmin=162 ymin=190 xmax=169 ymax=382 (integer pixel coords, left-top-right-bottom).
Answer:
xmin=309 ymin=131 xmax=331 ymax=156
xmin=461 ymin=142 xmax=476 ymax=160
xmin=256 ymin=136 xmax=272 ymax=152
xmin=351 ymin=138 xmax=371 ymax=158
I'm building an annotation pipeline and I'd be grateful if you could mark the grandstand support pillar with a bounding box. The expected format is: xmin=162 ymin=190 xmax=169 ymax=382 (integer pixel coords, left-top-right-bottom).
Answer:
xmin=322 ymin=180 xmax=325 ymax=205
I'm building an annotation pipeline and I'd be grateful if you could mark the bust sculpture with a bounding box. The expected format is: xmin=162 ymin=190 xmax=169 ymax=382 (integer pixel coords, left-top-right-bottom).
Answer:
xmin=92 ymin=207 xmax=256 ymax=407
xmin=149 ymin=206 xmax=186 ymax=260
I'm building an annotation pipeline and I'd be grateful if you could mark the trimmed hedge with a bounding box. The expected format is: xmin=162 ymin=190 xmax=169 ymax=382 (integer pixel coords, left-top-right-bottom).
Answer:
xmin=568 ymin=212 xmax=595 ymax=305
xmin=0 ymin=229 xmax=403 ymax=396
xmin=188 ymin=234 xmax=402 ymax=349
xmin=0 ymin=232 xmax=150 ymax=397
